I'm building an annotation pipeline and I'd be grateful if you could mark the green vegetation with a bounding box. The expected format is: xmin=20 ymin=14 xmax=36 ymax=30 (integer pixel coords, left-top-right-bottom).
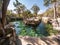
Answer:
xmin=20 ymin=28 xmax=45 ymax=37
xmin=22 ymin=9 xmax=33 ymax=18
xmin=17 ymin=21 xmax=44 ymax=37
xmin=13 ymin=0 xmax=35 ymax=19
xmin=18 ymin=22 xmax=41 ymax=37
xmin=1 ymin=0 xmax=60 ymax=45
xmin=1 ymin=0 xmax=60 ymax=38
xmin=44 ymin=0 xmax=60 ymax=19
xmin=19 ymin=24 xmax=58 ymax=37
xmin=45 ymin=24 xmax=58 ymax=35
xmin=6 ymin=10 xmax=12 ymax=15
xmin=18 ymin=21 xmax=59 ymax=37
xmin=13 ymin=0 xmax=26 ymax=17
xmin=42 ymin=5 xmax=60 ymax=18
xmin=31 ymin=4 xmax=40 ymax=16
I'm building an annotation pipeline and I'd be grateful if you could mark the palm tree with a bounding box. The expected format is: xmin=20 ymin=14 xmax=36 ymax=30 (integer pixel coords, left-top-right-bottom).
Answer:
xmin=31 ymin=4 xmax=40 ymax=16
xmin=2 ymin=0 xmax=10 ymax=28
xmin=44 ymin=0 xmax=60 ymax=19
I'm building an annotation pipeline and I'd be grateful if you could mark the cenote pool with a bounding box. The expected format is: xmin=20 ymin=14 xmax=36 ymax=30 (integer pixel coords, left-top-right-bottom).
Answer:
xmin=12 ymin=21 xmax=49 ymax=37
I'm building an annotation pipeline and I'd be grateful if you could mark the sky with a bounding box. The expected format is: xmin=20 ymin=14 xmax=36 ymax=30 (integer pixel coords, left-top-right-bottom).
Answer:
xmin=8 ymin=0 xmax=48 ymax=14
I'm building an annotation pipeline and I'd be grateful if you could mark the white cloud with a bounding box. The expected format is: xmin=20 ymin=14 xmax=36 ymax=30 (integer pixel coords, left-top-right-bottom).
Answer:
xmin=38 ymin=10 xmax=46 ymax=14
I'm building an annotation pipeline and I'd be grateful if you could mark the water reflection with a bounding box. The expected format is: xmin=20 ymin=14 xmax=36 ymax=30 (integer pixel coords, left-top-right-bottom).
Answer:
xmin=36 ymin=22 xmax=49 ymax=36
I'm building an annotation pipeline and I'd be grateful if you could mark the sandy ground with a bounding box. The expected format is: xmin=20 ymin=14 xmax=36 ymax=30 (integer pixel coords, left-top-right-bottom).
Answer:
xmin=16 ymin=34 xmax=60 ymax=45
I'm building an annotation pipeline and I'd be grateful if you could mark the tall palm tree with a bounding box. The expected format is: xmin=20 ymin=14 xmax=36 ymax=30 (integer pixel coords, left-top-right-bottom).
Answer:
xmin=31 ymin=4 xmax=40 ymax=16
xmin=2 ymin=0 xmax=10 ymax=27
xmin=44 ymin=0 xmax=60 ymax=19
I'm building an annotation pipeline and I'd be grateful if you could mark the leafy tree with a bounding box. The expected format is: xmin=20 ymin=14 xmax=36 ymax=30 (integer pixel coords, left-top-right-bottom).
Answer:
xmin=6 ymin=10 xmax=17 ymax=17
xmin=43 ymin=8 xmax=54 ymax=17
xmin=23 ymin=9 xmax=32 ymax=18
xmin=31 ymin=4 xmax=40 ymax=16
xmin=6 ymin=10 xmax=12 ymax=15
xmin=13 ymin=0 xmax=21 ymax=17
xmin=44 ymin=0 xmax=60 ymax=19
xmin=20 ymin=5 xmax=26 ymax=13
xmin=13 ymin=0 xmax=26 ymax=17
xmin=19 ymin=5 xmax=26 ymax=18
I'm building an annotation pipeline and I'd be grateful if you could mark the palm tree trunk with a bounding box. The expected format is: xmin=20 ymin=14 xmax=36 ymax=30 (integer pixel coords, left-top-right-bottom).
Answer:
xmin=2 ymin=0 xmax=10 ymax=28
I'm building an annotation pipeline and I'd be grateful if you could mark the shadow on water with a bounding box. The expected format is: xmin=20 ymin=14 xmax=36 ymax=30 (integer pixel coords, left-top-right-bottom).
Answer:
xmin=36 ymin=22 xmax=49 ymax=36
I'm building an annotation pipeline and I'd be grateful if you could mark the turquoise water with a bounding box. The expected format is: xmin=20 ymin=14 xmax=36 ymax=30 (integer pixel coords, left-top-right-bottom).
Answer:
xmin=13 ymin=21 xmax=33 ymax=35
xmin=36 ymin=22 xmax=49 ymax=36
xmin=13 ymin=21 xmax=49 ymax=36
